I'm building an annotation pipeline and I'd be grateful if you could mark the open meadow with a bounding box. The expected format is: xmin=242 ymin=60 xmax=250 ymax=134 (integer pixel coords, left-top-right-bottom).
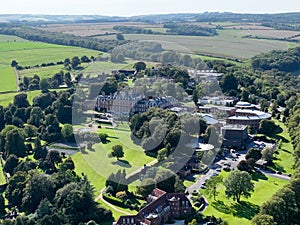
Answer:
xmin=120 ymin=30 xmax=300 ymax=59
xmin=202 ymin=171 xmax=289 ymax=225
xmin=0 ymin=34 xmax=100 ymax=92
xmin=72 ymin=122 xmax=154 ymax=189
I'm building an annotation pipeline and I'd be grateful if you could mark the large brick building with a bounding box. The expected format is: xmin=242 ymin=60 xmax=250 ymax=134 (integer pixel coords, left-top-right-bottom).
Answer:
xmin=113 ymin=188 xmax=192 ymax=225
xmin=96 ymin=93 xmax=177 ymax=116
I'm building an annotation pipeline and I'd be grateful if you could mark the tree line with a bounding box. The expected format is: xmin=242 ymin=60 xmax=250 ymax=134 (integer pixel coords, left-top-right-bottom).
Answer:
xmin=251 ymin=47 xmax=300 ymax=72
xmin=0 ymin=24 xmax=129 ymax=52
xmin=251 ymin=97 xmax=300 ymax=225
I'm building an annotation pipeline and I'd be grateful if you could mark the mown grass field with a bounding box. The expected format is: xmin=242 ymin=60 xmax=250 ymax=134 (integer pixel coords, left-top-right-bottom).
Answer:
xmin=121 ymin=30 xmax=300 ymax=59
xmin=0 ymin=163 xmax=6 ymax=185
xmin=72 ymin=123 xmax=154 ymax=189
xmin=78 ymin=123 xmax=154 ymax=179
xmin=72 ymin=122 xmax=154 ymax=219
xmin=0 ymin=34 xmax=100 ymax=92
xmin=0 ymin=88 xmax=68 ymax=106
xmin=202 ymin=171 xmax=289 ymax=225
xmin=266 ymin=120 xmax=295 ymax=174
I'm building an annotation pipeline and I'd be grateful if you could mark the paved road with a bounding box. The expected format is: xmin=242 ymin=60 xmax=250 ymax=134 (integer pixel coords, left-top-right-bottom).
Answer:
xmin=95 ymin=188 xmax=132 ymax=216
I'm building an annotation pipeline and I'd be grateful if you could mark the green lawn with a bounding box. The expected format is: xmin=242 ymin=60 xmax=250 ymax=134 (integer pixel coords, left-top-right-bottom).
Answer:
xmin=122 ymin=30 xmax=300 ymax=59
xmin=72 ymin=123 xmax=152 ymax=219
xmin=265 ymin=120 xmax=295 ymax=174
xmin=77 ymin=123 xmax=154 ymax=183
xmin=0 ymin=163 xmax=6 ymax=185
xmin=202 ymin=171 xmax=289 ymax=225
xmin=0 ymin=66 xmax=16 ymax=92
xmin=72 ymin=123 xmax=154 ymax=190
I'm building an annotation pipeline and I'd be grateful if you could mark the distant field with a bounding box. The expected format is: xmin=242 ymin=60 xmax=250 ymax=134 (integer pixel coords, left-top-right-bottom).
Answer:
xmin=292 ymin=36 xmax=300 ymax=41
xmin=0 ymin=34 xmax=100 ymax=92
xmin=122 ymin=30 xmax=300 ymax=59
xmin=241 ymin=29 xmax=300 ymax=39
xmin=18 ymin=64 xmax=65 ymax=79
xmin=37 ymin=22 xmax=164 ymax=37
xmin=0 ymin=66 xmax=17 ymax=92
xmin=0 ymin=88 xmax=68 ymax=106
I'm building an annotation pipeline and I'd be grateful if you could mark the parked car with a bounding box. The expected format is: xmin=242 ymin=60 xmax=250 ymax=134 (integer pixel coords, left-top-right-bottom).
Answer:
xmin=216 ymin=168 xmax=222 ymax=172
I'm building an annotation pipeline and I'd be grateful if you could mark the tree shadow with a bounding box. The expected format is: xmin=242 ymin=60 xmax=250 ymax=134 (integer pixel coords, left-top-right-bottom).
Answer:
xmin=111 ymin=160 xmax=132 ymax=168
xmin=231 ymin=201 xmax=260 ymax=220
xmin=268 ymin=162 xmax=286 ymax=172
xmin=251 ymin=171 xmax=268 ymax=181
xmin=211 ymin=200 xmax=232 ymax=214
xmin=184 ymin=174 xmax=196 ymax=182
xmin=281 ymin=148 xmax=291 ymax=153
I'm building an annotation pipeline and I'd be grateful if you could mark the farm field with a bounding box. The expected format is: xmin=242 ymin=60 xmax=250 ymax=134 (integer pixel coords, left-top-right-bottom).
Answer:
xmin=0 ymin=88 xmax=68 ymax=106
xmin=292 ymin=36 xmax=300 ymax=41
xmin=203 ymin=171 xmax=289 ymax=225
xmin=241 ymin=29 xmax=300 ymax=39
xmin=37 ymin=22 xmax=164 ymax=37
xmin=18 ymin=64 xmax=65 ymax=79
xmin=122 ymin=30 xmax=300 ymax=59
xmin=0 ymin=34 xmax=101 ymax=92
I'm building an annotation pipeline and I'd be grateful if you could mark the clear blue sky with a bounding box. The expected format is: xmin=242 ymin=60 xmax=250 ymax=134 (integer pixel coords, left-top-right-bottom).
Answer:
xmin=1 ymin=0 xmax=299 ymax=16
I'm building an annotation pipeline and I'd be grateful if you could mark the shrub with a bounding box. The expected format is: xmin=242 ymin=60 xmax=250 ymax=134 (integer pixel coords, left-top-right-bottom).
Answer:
xmin=116 ymin=191 xmax=128 ymax=200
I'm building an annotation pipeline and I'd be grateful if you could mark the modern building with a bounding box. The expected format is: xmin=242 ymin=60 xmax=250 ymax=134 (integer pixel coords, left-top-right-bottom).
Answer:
xmin=226 ymin=109 xmax=271 ymax=130
xmin=198 ymin=96 xmax=236 ymax=106
xmin=235 ymin=101 xmax=259 ymax=110
xmin=113 ymin=188 xmax=192 ymax=225
xmin=221 ymin=124 xmax=248 ymax=148
xmin=188 ymin=69 xmax=224 ymax=81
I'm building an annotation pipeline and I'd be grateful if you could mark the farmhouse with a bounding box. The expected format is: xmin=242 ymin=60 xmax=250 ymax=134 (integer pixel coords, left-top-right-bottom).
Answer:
xmin=113 ymin=188 xmax=192 ymax=225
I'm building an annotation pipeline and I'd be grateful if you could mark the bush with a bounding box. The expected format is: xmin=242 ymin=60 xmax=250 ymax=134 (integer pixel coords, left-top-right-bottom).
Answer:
xmin=116 ymin=191 xmax=128 ymax=200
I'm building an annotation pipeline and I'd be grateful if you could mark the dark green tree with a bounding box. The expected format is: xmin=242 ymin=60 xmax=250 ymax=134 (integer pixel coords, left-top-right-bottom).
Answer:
xmin=4 ymin=154 xmax=19 ymax=175
xmin=4 ymin=128 xmax=27 ymax=158
xmin=133 ymin=61 xmax=146 ymax=72
xmin=111 ymin=145 xmax=124 ymax=160
xmin=39 ymin=78 xmax=50 ymax=93
xmin=224 ymin=170 xmax=254 ymax=202
xmin=136 ymin=178 xmax=156 ymax=198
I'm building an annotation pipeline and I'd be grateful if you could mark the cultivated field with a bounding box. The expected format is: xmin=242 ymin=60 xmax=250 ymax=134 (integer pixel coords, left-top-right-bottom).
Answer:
xmin=241 ymin=29 xmax=300 ymax=39
xmin=37 ymin=22 xmax=164 ymax=37
xmin=122 ymin=30 xmax=300 ymax=59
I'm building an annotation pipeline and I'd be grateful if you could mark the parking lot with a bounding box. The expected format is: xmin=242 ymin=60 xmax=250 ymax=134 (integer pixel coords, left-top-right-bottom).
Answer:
xmin=187 ymin=139 xmax=276 ymax=194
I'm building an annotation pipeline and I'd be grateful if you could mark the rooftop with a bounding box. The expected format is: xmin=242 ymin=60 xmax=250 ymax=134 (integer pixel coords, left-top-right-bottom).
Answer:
xmin=222 ymin=124 xmax=248 ymax=130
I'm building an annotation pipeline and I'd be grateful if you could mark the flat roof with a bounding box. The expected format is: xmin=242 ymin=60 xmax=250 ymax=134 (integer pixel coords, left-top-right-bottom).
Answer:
xmin=222 ymin=124 xmax=248 ymax=130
